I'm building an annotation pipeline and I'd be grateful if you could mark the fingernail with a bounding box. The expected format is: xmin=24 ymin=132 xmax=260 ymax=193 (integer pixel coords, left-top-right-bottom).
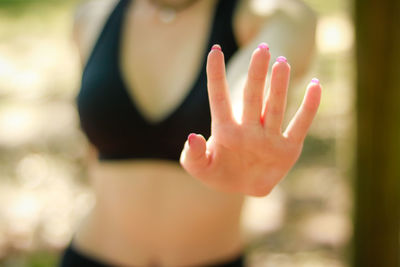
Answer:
xmin=188 ymin=133 xmax=196 ymax=146
xmin=211 ymin=44 xmax=221 ymax=51
xmin=311 ymin=78 xmax=320 ymax=84
xmin=258 ymin=42 xmax=269 ymax=50
xmin=276 ymin=56 xmax=287 ymax=63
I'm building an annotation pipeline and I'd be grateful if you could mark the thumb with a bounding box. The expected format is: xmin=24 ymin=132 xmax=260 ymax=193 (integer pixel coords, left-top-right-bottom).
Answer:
xmin=180 ymin=133 xmax=210 ymax=175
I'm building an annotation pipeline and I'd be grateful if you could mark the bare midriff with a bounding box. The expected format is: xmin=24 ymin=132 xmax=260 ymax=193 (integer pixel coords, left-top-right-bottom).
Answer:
xmin=73 ymin=159 xmax=245 ymax=267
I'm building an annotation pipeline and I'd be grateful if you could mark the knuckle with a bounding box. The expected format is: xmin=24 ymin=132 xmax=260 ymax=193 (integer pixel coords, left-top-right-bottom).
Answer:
xmin=213 ymin=91 xmax=227 ymax=102
xmin=267 ymin=104 xmax=283 ymax=115
xmin=249 ymin=72 xmax=267 ymax=82
xmin=271 ymin=86 xmax=285 ymax=98
xmin=244 ymin=91 xmax=262 ymax=104
xmin=208 ymin=72 xmax=225 ymax=82
xmin=288 ymin=134 xmax=304 ymax=145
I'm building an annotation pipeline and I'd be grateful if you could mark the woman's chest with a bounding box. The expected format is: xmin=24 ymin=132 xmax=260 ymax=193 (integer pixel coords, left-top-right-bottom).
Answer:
xmin=119 ymin=0 xmax=215 ymax=123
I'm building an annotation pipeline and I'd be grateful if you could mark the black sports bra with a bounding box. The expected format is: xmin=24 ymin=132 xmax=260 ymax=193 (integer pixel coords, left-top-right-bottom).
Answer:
xmin=77 ymin=0 xmax=239 ymax=161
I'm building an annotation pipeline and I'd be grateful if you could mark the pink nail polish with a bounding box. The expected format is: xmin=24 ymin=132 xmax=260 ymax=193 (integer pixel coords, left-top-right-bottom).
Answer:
xmin=258 ymin=43 xmax=269 ymax=50
xmin=276 ymin=56 xmax=287 ymax=63
xmin=311 ymin=78 xmax=320 ymax=84
xmin=188 ymin=133 xmax=196 ymax=146
xmin=211 ymin=44 xmax=221 ymax=51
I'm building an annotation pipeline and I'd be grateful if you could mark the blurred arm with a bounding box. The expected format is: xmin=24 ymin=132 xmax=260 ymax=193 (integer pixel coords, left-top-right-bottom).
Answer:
xmin=228 ymin=0 xmax=317 ymax=120
xmin=72 ymin=0 xmax=118 ymax=67
xmin=71 ymin=0 xmax=117 ymax=163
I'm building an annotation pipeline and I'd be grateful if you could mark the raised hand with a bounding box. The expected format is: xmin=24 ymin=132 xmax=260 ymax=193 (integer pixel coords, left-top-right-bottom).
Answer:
xmin=180 ymin=44 xmax=321 ymax=197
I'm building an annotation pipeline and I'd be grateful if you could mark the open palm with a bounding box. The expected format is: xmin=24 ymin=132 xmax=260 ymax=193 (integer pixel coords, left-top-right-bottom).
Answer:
xmin=180 ymin=44 xmax=321 ymax=197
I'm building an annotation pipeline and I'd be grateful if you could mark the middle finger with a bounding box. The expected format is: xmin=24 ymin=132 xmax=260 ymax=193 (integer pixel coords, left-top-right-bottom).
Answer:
xmin=241 ymin=43 xmax=270 ymax=124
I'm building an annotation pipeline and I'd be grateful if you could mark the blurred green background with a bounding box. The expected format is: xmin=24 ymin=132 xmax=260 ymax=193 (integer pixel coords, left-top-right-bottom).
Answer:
xmin=0 ymin=0 xmax=356 ymax=266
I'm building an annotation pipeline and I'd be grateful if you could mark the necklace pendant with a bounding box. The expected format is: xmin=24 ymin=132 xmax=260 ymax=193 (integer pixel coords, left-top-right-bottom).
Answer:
xmin=158 ymin=7 xmax=176 ymax=23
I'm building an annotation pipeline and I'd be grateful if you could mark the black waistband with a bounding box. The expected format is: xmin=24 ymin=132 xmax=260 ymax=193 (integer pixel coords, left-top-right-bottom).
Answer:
xmin=59 ymin=244 xmax=245 ymax=267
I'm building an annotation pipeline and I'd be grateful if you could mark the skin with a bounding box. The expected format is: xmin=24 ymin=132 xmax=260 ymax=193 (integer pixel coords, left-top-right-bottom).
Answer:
xmin=181 ymin=46 xmax=321 ymax=197
xmin=71 ymin=0 xmax=319 ymax=266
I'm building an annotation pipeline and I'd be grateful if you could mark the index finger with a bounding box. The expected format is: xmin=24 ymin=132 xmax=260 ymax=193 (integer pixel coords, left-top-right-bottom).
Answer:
xmin=206 ymin=45 xmax=233 ymax=125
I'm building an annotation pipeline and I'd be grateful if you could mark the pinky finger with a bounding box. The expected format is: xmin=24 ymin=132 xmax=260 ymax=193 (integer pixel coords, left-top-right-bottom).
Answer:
xmin=284 ymin=79 xmax=321 ymax=143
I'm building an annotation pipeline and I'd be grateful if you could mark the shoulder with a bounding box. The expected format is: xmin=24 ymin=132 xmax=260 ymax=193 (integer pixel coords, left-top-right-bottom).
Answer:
xmin=232 ymin=0 xmax=317 ymax=79
xmin=226 ymin=0 xmax=317 ymax=94
xmin=73 ymin=0 xmax=119 ymax=65
xmin=233 ymin=0 xmax=317 ymax=47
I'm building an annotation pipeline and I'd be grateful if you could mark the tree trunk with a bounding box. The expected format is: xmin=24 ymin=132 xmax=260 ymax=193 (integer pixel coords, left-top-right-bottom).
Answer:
xmin=354 ymin=0 xmax=400 ymax=266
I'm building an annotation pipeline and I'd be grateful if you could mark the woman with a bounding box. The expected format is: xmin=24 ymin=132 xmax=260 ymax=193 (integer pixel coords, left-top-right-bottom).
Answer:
xmin=61 ymin=0 xmax=320 ymax=266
